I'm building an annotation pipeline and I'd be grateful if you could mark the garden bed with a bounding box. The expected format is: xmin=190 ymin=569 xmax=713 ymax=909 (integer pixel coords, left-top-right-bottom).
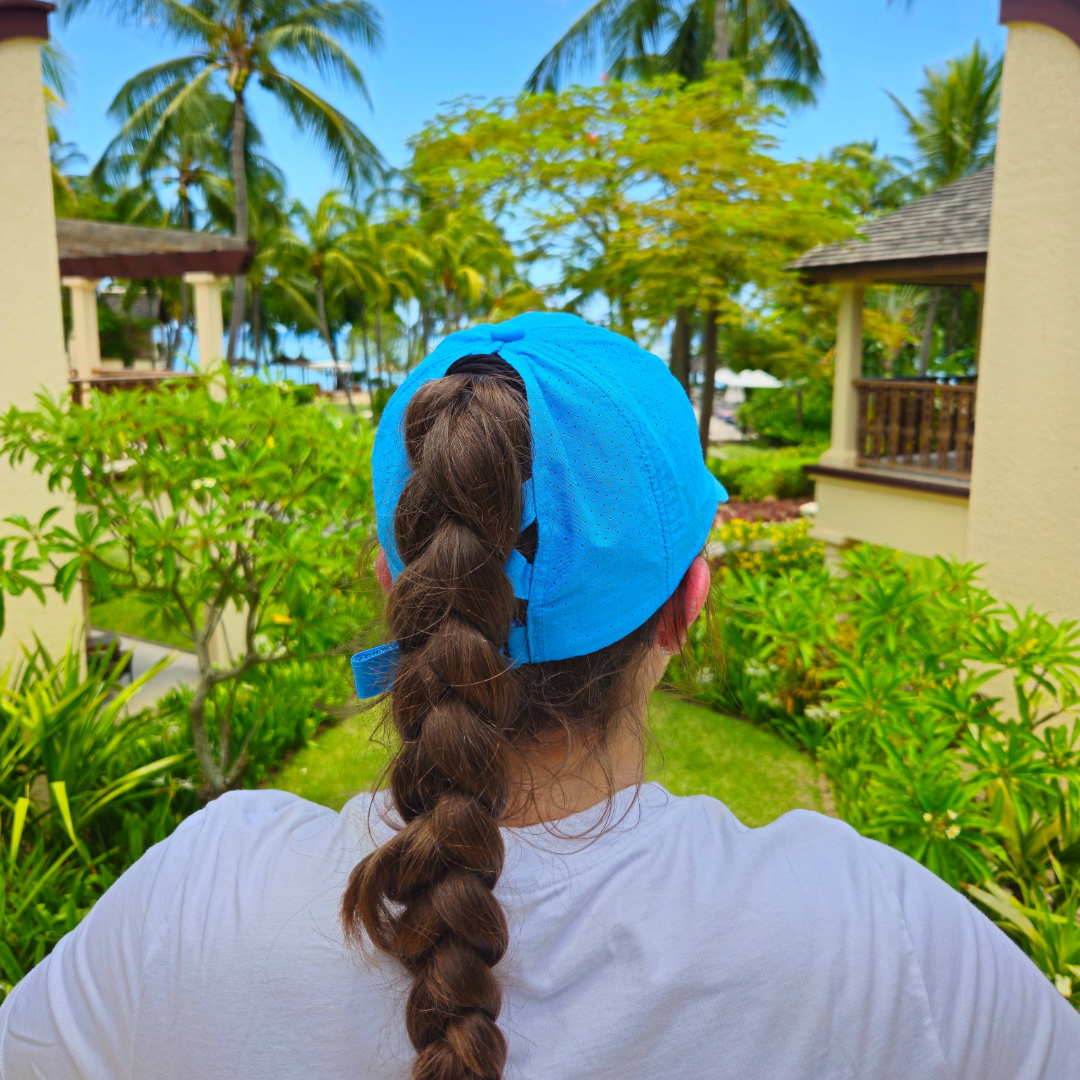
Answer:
xmin=716 ymin=498 xmax=808 ymax=524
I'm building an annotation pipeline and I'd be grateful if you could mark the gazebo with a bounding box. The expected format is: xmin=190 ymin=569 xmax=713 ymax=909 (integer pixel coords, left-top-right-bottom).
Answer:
xmin=788 ymin=0 xmax=1080 ymax=631
xmin=786 ymin=168 xmax=992 ymax=559
xmin=58 ymin=218 xmax=254 ymax=386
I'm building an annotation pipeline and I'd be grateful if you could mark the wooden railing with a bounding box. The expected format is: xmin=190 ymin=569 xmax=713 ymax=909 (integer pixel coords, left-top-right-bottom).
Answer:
xmin=69 ymin=370 xmax=200 ymax=406
xmin=855 ymin=378 xmax=976 ymax=480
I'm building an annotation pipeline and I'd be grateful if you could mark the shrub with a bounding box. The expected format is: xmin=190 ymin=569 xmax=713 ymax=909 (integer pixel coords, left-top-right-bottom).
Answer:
xmin=0 ymin=366 xmax=380 ymax=796
xmin=708 ymin=518 xmax=825 ymax=576
xmin=737 ymin=380 xmax=832 ymax=446
xmin=707 ymin=446 xmax=820 ymax=501
xmin=371 ymin=385 xmax=395 ymax=425
xmin=156 ymin=656 xmax=358 ymax=791
xmin=670 ymin=544 xmax=1080 ymax=1003
xmin=0 ymin=643 xmax=193 ymax=1000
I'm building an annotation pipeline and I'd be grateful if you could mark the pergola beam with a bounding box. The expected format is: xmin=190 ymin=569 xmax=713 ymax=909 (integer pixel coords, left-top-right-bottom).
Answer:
xmin=53 ymin=221 xmax=253 ymax=371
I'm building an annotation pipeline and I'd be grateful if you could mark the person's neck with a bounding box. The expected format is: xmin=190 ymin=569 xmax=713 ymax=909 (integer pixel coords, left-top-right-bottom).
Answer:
xmin=499 ymin=709 xmax=647 ymax=828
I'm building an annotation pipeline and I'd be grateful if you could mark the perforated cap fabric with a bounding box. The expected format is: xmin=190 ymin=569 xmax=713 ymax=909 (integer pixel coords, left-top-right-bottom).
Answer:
xmin=369 ymin=312 xmax=725 ymax=667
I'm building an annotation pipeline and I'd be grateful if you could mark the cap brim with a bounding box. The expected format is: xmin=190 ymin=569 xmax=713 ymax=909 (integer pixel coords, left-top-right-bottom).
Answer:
xmin=714 ymin=476 xmax=729 ymax=505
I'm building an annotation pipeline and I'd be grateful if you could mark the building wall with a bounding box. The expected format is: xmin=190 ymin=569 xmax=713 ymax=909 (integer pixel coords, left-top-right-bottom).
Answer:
xmin=812 ymin=477 xmax=970 ymax=561
xmin=0 ymin=37 xmax=82 ymax=670
xmin=967 ymin=22 xmax=1080 ymax=623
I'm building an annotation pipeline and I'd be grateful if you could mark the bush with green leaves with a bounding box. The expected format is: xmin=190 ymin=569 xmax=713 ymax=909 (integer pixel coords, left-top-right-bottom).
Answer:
xmin=707 ymin=446 xmax=820 ymax=502
xmin=0 ymin=643 xmax=192 ymax=1001
xmin=672 ymin=544 xmax=1080 ymax=1003
xmin=0 ymin=367 xmax=379 ymax=796
xmin=708 ymin=518 xmax=825 ymax=576
xmin=737 ymin=380 xmax=832 ymax=446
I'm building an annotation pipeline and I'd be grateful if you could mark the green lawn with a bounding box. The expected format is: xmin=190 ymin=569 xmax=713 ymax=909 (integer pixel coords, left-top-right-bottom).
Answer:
xmin=708 ymin=439 xmax=776 ymax=461
xmin=273 ymin=692 xmax=821 ymax=826
xmin=646 ymin=694 xmax=821 ymax=824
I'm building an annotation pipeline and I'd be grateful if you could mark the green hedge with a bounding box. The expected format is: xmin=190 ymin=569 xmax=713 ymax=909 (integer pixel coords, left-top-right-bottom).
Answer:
xmin=737 ymin=381 xmax=832 ymax=446
xmin=707 ymin=447 xmax=819 ymax=501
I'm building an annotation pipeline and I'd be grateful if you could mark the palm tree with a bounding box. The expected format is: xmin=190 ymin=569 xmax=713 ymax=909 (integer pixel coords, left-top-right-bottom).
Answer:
xmin=416 ymin=204 xmax=515 ymax=339
xmin=93 ymin=87 xmax=232 ymax=231
xmin=230 ymin=166 xmax=291 ymax=370
xmin=275 ymin=191 xmax=383 ymax=411
xmin=527 ymin=0 xmax=821 ymax=105
xmin=40 ymin=42 xmax=84 ymax=213
xmin=889 ymin=41 xmax=1001 ymax=373
xmin=888 ymin=42 xmax=1001 ymax=189
xmin=74 ymin=0 xmax=385 ymax=362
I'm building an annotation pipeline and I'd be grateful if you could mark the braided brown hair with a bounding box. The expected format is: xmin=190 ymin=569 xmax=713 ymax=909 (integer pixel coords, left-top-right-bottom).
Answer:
xmin=342 ymin=356 xmax=690 ymax=1080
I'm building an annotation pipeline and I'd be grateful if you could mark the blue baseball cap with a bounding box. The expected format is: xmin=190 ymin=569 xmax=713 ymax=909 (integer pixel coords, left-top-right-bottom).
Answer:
xmin=351 ymin=312 xmax=726 ymax=697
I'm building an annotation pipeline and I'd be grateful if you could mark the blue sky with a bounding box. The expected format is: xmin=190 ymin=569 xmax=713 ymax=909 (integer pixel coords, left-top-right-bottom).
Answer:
xmin=54 ymin=0 xmax=1006 ymax=206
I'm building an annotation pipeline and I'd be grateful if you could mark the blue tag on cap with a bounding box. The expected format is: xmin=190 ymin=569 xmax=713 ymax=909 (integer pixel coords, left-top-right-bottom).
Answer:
xmin=350 ymin=642 xmax=400 ymax=698
xmin=350 ymin=624 xmax=529 ymax=698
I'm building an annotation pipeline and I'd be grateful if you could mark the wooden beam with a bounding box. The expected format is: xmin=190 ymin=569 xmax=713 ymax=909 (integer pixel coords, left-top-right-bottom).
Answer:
xmin=796 ymin=253 xmax=987 ymax=286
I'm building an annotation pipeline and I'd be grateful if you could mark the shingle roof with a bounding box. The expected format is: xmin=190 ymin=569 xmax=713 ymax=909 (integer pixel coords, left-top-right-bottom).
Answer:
xmin=56 ymin=219 xmax=254 ymax=279
xmin=788 ymin=167 xmax=993 ymax=284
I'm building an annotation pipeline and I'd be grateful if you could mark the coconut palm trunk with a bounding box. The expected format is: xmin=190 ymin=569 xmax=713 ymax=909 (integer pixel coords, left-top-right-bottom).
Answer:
xmin=374 ymin=306 xmax=384 ymax=383
xmin=175 ymin=196 xmax=192 ymax=370
xmin=226 ymin=92 xmax=248 ymax=363
xmin=314 ymin=274 xmax=356 ymax=414
xmin=713 ymin=0 xmax=729 ymax=62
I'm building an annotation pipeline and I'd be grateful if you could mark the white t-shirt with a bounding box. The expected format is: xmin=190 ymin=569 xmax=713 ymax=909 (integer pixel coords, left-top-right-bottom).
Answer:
xmin=2 ymin=784 xmax=1078 ymax=1079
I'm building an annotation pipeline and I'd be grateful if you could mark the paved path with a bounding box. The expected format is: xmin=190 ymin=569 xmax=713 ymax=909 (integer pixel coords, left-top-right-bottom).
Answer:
xmin=99 ymin=631 xmax=201 ymax=712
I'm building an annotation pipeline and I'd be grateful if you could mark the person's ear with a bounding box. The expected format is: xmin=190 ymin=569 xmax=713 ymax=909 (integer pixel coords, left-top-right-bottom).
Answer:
xmin=375 ymin=547 xmax=392 ymax=595
xmin=656 ymin=556 xmax=710 ymax=653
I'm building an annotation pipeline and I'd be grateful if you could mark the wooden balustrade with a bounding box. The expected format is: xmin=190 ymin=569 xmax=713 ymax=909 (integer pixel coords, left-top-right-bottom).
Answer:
xmin=854 ymin=378 xmax=976 ymax=479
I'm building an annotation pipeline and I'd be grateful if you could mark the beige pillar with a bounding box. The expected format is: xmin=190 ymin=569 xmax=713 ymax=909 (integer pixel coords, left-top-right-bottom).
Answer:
xmin=971 ymin=282 xmax=985 ymax=362
xmin=183 ymin=270 xmax=238 ymax=659
xmin=967 ymin=22 xmax=1080 ymax=622
xmin=61 ymin=276 xmax=101 ymax=378
xmin=0 ymin=4 xmax=83 ymax=669
xmin=818 ymin=282 xmax=865 ymax=470
xmin=183 ymin=272 xmax=225 ymax=368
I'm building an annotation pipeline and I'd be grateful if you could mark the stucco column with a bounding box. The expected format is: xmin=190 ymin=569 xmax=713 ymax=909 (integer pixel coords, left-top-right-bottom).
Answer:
xmin=818 ymin=281 xmax=864 ymax=470
xmin=62 ymin=276 xmax=101 ymax=377
xmin=183 ymin=270 xmax=238 ymax=659
xmin=0 ymin=0 xmax=83 ymax=668
xmin=183 ymin=271 xmax=225 ymax=368
xmin=967 ymin=20 xmax=1080 ymax=624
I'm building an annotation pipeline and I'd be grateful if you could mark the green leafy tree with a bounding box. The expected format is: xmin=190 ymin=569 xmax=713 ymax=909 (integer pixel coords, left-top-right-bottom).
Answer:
xmin=528 ymin=0 xmax=822 ymax=106
xmin=411 ymin=68 xmax=852 ymax=451
xmin=91 ymin=87 xmax=238 ymax=364
xmin=1 ymin=372 xmax=376 ymax=796
xmin=69 ymin=0 xmax=386 ymax=360
xmin=827 ymin=140 xmax=921 ymax=218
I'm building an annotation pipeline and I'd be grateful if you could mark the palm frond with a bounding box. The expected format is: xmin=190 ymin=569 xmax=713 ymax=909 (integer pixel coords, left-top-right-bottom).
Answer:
xmin=262 ymin=0 xmax=382 ymax=50
xmin=261 ymin=72 xmax=384 ymax=193
xmin=106 ymin=55 xmax=212 ymax=122
xmin=258 ymin=24 xmax=368 ymax=98
xmin=729 ymin=0 xmax=821 ymax=89
xmin=526 ymin=0 xmax=640 ymax=92
xmin=40 ymin=41 xmax=73 ymax=102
